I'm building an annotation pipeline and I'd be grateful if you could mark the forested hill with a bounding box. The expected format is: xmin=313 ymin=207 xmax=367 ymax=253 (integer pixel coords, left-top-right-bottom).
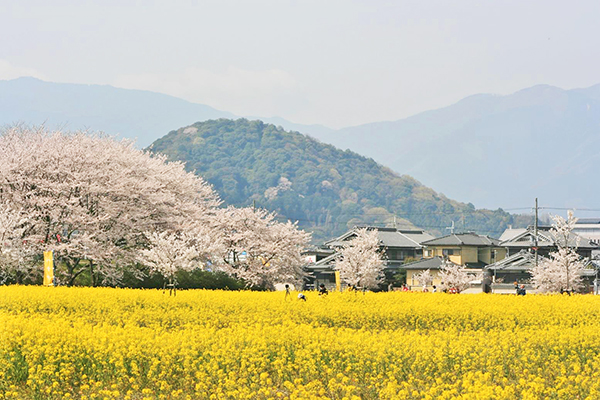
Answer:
xmin=150 ymin=119 xmax=528 ymax=242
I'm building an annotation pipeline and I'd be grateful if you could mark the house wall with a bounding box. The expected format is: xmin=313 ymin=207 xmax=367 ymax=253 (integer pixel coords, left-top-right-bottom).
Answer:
xmin=407 ymin=269 xmax=443 ymax=289
xmin=385 ymin=248 xmax=420 ymax=262
xmin=426 ymin=246 xmax=463 ymax=264
xmin=426 ymin=245 xmax=507 ymax=265
xmin=461 ymin=247 xmax=478 ymax=263
xmin=478 ymin=247 xmax=507 ymax=264
xmin=496 ymin=248 xmax=507 ymax=262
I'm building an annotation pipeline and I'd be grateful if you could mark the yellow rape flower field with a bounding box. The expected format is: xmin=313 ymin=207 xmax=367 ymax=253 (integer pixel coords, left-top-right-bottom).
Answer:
xmin=2 ymin=287 xmax=600 ymax=399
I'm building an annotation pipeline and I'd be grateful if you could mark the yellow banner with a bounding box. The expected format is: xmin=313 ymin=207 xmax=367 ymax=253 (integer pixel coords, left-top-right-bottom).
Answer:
xmin=43 ymin=251 xmax=54 ymax=286
xmin=335 ymin=271 xmax=341 ymax=292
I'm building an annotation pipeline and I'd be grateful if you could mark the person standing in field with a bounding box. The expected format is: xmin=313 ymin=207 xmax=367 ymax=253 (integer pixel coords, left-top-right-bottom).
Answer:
xmin=318 ymin=284 xmax=328 ymax=296
xmin=285 ymin=284 xmax=291 ymax=301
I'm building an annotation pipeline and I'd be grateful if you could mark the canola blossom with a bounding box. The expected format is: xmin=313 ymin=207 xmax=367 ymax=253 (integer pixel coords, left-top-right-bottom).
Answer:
xmin=1 ymin=287 xmax=600 ymax=399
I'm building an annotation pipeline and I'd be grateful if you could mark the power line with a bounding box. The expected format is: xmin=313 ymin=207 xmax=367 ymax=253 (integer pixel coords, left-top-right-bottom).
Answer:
xmin=541 ymin=207 xmax=600 ymax=212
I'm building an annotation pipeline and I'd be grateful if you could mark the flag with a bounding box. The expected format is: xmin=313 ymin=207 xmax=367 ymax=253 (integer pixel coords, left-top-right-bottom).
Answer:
xmin=43 ymin=251 xmax=54 ymax=286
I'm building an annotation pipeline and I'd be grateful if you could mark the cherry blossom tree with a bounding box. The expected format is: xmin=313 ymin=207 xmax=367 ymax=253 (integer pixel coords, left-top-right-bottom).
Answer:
xmin=137 ymin=221 xmax=225 ymax=294
xmin=0 ymin=126 xmax=221 ymax=285
xmin=216 ymin=206 xmax=311 ymax=289
xmin=530 ymin=211 xmax=587 ymax=293
xmin=414 ymin=268 xmax=434 ymax=289
xmin=0 ymin=202 xmax=38 ymax=284
xmin=137 ymin=231 xmax=198 ymax=295
xmin=439 ymin=260 xmax=474 ymax=293
xmin=334 ymin=228 xmax=385 ymax=290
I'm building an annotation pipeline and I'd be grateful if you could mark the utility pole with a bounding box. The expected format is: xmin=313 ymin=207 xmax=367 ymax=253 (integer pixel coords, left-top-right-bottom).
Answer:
xmin=393 ymin=215 xmax=397 ymax=229
xmin=534 ymin=198 xmax=538 ymax=269
xmin=253 ymin=199 xmax=256 ymax=212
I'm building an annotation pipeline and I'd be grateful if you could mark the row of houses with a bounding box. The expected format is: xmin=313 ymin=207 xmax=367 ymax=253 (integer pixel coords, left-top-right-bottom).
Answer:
xmin=303 ymin=223 xmax=599 ymax=292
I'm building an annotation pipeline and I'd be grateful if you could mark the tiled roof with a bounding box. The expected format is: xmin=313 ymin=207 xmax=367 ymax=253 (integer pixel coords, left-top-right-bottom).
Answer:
xmin=485 ymin=250 xmax=541 ymax=271
xmin=500 ymin=227 xmax=598 ymax=249
xmin=325 ymin=226 xmax=434 ymax=249
xmin=421 ymin=232 xmax=501 ymax=247
xmin=403 ymin=256 xmax=458 ymax=270
xmin=576 ymin=218 xmax=600 ymax=224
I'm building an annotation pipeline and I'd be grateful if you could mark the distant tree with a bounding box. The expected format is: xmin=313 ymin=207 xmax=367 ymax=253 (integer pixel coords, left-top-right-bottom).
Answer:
xmin=137 ymin=221 xmax=225 ymax=293
xmin=413 ymin=269 xmax=434 ymax=289
xmin=334 ymin=228 xmax=385 ymax=290
xmin=216 ymin=206 xmax=311 ymax=289
xmin=530 ymin=211 xmax=587 ymax=293
xmin=137 ymin=231 xmax=198 ymax=295
xmin=439 ymin=260 xmax=474 ymax=293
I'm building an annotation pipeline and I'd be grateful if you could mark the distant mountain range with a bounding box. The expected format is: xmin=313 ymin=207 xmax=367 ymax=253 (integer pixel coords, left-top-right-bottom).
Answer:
xmin=150 ymin=119 xmax=528 ymax=242
xmin=1 ymin=77 xmax=599 ymax=211
xmin=306 ymin=84 xmax=600 ymax=210
xmin=0 ymin=77 xmax=328 ymax=149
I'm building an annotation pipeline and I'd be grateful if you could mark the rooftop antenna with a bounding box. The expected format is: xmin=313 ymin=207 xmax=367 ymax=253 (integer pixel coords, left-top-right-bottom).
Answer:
xmin=446 ymin=220 xmax=455 ymax=234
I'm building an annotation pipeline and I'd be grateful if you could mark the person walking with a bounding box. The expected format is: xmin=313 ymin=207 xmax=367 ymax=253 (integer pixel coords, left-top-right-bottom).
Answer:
xmin=285 ymin=284 xmax=291 ymax=301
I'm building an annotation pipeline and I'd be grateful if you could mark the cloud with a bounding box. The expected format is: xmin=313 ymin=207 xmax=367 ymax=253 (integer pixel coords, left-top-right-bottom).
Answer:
xmin=112 ymin=66 xmax=301 ymax=116
xmin=0 ymin=59 xmax=45 ymax=81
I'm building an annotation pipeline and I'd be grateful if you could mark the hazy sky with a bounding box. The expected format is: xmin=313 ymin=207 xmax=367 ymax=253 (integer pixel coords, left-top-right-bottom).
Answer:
xmin=1 ymin=0 xmax=599 ymax=128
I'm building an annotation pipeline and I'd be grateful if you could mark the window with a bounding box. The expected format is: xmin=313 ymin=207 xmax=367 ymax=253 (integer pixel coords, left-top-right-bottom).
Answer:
xmin=442 ymin=249 xmax=458 ymax=256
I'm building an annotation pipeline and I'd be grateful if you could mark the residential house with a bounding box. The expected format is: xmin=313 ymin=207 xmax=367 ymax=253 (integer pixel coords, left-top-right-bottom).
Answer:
xmin=572 ymin=218 xmax=600 ymax=246
xmin=403 ymin=256 xmax=452 ymax=289
xmin=485 ymin=249 xmax=597 ymax=293
xmin=499 ymin=225 xmax=597 ymax=259
xmin=420 ymin=232 xmax=507 ymax=267
xmin=399 ymin=232 xmax=507 ymax=291
xmin=484 ymin=250 xmax=540 ymax=289
xmin=485 ymin=226 xmax=600 ymax=293
xmin=303 ymin=226 xmax=434 ymax=290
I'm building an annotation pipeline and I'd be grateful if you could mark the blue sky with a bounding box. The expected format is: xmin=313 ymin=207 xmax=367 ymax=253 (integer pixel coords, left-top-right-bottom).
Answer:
xmin=1 ymin=0 xmax=598 ymax=128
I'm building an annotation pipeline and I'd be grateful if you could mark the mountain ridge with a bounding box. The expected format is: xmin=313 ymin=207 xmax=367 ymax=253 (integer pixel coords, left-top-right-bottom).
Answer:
xmin=307 ymin=83 xmax=600 ymax=209
xmin=149 ymin=118 xmax=529 ymax=242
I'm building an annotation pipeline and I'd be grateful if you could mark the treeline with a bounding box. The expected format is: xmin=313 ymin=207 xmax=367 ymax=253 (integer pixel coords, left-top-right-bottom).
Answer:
xmin=3 ymin=262 xmax=246 ymax=290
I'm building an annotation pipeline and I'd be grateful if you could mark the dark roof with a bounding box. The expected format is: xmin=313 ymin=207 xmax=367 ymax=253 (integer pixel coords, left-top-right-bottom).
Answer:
xmin=464 ymin=261 xmax=488 ymax=269
xmin=486 ymin=249 xmax=596 ymax=273
xmin=325 ymin=226 xmax=434 ymax=249
xmin=301 ymin=247 xmax=335 ymax=256
xmin=485 ymin=250 xmax=541 ymax=271
xmin=500 ymin=227 xmax=598 ymax=249
xmin=403 ymin=256 xmax=459 ymax=270
xmin=312 ymin=253 xmax=339 ymax=268
xmin=421 ymin=232 xmax=501 ymax=247
xmin=576 ymin=218 xmax=600 ymax=224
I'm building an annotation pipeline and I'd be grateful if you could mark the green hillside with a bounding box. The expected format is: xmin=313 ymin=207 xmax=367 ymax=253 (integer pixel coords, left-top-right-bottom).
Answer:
xmin=150 ymin=119 xmax=529 ymax=242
